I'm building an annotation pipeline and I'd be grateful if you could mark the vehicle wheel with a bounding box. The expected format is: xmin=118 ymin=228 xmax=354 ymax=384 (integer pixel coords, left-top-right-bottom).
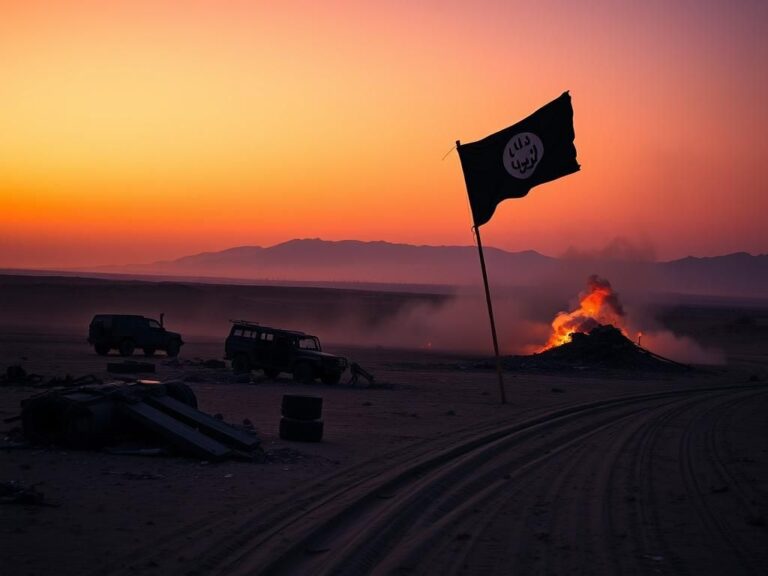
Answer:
xmin=321 ymin=371 xmax=342 ymax=385
xmin=279 ymin=417 xmax=323 ymax=442
xmin=143 ymin=348 xmax=156 ymax=357
xmin=118 ymin=339 xmax=135 ymax=357
xmin=164 ymin=381 xmax=198 ymax=408
xmin=282 ymin=395 xmax=323 ymax=420
xmin=94 ymin=344 xmax=110 ymax=356
xmin=293 ymin=362 xmax=314 ymax=384
xmin=264 ymin=368 xmax=280 ymax=379
xmin=166 ymin=340 xmax=181 ymax=358
xmin=232 ymin=353 xmax=251 ymax=373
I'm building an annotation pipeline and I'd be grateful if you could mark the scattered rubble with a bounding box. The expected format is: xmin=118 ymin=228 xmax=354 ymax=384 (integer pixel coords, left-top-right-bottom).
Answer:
xmin=1 ymin=366 xmax=104 ymax=388
xmin=265 ymin=447 xmax=307 ymax=464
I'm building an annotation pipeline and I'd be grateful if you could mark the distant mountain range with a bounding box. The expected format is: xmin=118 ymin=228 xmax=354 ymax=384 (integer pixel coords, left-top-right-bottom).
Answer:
xmin=92 ymin=239 xmax=767 ymax=297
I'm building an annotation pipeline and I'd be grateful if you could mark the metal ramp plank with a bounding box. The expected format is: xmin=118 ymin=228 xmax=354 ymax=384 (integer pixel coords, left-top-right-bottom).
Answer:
xmin=118 ymin=401 xmax=230 ymax=460
xmin=146 ymin=395 xmax=261 ymax=451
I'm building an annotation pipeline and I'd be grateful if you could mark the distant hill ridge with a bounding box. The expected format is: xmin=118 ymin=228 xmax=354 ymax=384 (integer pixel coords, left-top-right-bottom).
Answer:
xmin=94 ymin=238 xmax=768 ymax=297
xmin=164 ymin=239 xmax=550 ymax=265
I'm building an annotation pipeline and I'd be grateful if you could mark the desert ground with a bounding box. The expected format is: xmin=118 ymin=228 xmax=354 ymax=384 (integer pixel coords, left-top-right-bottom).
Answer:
xmin=1 ymin=276 xmax=767 ymax=575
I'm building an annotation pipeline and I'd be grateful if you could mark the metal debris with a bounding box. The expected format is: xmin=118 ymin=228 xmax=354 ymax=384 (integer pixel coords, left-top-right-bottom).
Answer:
xmin=21 ymin=382 xmax=262 ymax=461
xmin=347 ymin=362 xmax=376 ymax=386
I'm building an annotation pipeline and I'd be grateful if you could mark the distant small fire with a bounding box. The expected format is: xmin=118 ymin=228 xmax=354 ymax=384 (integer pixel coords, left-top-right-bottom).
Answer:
xmin=540 ymin=275 xmax=628 ymax=350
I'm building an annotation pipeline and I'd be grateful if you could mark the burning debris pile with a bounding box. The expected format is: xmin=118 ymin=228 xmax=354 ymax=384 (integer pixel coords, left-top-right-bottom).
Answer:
xmin=502 ymin=275 xmax=689 ymax=372
xmin=541 ymin=275 xmax=627 ymax=351
xmin=507 ymin=324 xmax=689 ymax=372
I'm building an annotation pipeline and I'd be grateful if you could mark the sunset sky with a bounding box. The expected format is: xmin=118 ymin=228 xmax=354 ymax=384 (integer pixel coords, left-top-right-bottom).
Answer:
xmin=2 ymin=0 xmax=767 ymax=268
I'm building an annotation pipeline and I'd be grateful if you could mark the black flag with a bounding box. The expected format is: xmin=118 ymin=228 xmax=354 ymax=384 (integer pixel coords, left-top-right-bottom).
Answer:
xmin=457 ymin=92 xmax=579 ymax=227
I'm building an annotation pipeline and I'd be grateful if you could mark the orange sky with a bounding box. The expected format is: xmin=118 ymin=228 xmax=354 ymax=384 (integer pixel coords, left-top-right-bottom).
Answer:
xmin=2 ymin=0 xmax=767 ymax=268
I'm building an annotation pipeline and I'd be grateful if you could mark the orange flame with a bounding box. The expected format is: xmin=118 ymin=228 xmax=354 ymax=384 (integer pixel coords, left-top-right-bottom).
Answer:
xmin=540 ymin=275 xmax=627 ymax=351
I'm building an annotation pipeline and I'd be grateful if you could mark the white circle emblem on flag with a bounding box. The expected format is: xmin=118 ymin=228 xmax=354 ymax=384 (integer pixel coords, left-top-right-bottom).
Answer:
xmin=503 ymin=132 xmax=543 ymax=179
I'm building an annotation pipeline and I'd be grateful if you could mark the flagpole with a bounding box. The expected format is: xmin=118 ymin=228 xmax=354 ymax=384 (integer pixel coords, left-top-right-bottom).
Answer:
xmin=472 ymin=223 xmax=508 ymax=405
xmin=458 ymin=138 xmax=507 ymax=405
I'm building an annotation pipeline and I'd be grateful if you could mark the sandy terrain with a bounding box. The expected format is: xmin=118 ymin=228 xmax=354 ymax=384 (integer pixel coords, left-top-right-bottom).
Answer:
xmin=1 ymin=279 xmax=767 ymax=575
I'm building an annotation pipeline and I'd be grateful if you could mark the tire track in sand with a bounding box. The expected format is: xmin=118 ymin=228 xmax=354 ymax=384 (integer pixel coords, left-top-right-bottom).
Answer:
xmin=95 ymin=385 xmax=767 ymax=576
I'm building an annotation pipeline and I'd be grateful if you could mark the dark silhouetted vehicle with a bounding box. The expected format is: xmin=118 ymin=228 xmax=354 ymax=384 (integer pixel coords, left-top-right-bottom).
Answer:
xmin=88 ymin=314 xmax=183 ymax=357
xmin=224 ymin=320 xmax=348 ymax=384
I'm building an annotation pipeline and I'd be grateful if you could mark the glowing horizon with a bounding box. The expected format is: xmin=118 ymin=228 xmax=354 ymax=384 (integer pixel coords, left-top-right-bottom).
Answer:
xmin=2 ymin=1 xmax=767 ymax=268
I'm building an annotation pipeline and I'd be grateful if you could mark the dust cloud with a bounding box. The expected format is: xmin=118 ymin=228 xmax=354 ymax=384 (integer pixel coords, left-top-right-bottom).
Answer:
xmin=639 ymin=331 xmax=726 ymax=365
xmin=319 ymin=289 xmax=546 ymax=355
xmin=0 ymin=272 xmax=750 ymax=363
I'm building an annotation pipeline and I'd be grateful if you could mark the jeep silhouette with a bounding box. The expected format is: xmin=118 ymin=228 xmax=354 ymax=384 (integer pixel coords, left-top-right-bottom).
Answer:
xmin=224 ymin=321 xmax=348 ymax=384
xmin=88 ymin=314 xmax=184 ymax=357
